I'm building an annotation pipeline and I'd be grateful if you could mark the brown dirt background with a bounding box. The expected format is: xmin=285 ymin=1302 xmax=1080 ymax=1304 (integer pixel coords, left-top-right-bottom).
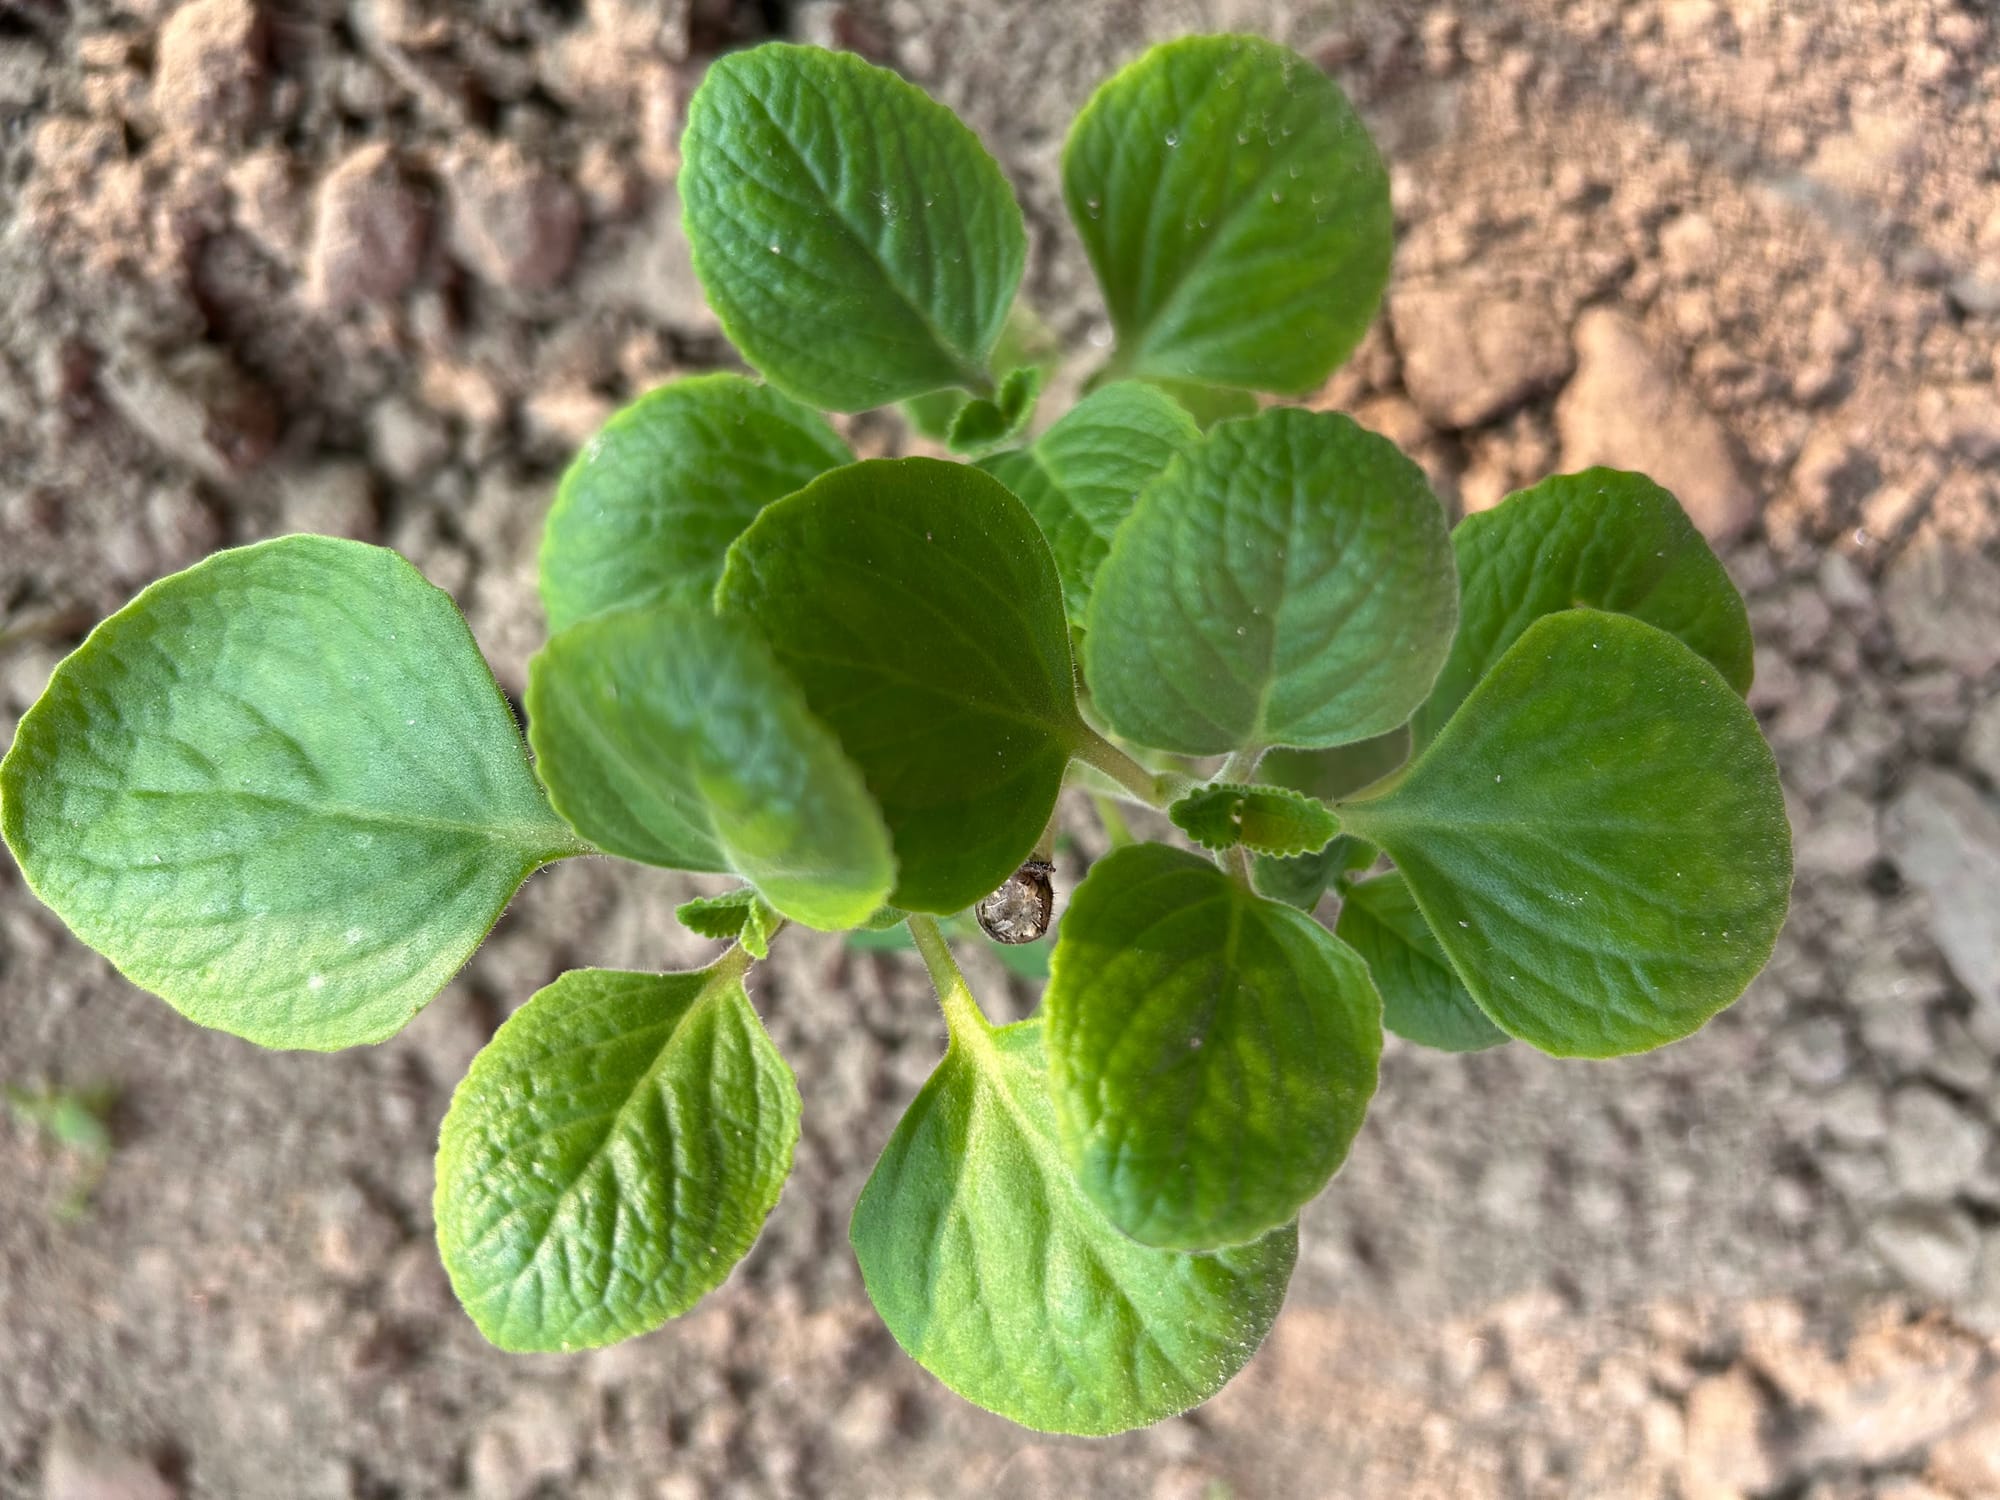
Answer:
xmin=4 ymin=0 xmax=2000 ymax=1496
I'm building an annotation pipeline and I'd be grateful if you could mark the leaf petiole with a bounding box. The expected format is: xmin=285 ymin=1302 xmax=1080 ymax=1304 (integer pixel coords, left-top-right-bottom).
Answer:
xmin=1072 ymin=728 xmax=1183 ymax=808
xmin=907 ymin=915 xmax=993 ymax=1042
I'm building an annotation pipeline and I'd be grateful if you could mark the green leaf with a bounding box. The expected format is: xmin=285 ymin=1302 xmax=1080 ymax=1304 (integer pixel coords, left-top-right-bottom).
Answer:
xmin=1084 ymin=407 xmax=1457 ymax=755
xmin=851 ymin=1016 xmax=1296 ymax=1435
xmin=0 ymin=537 xmax=580 ymax=1051
xmin=675 ymin=889 xmax=781 ymax=959
xmin=527 ymin=605 xmax=894 ymax=931
xmin=538 ymin=375 xmax=850 ymax=635
xmin=904 ymin=302 xmax=1061 ymax=442
xmin=681 ymin=43 xmax=1027 ymax=411
xmin=1250 ymin=833 xmax=1374 ymax=912
xmin=1169 ymin=781 xmax=1338 ymax=857
xmin=1335 ymin=872 xmax=1506 ymax=1052
xmin=1411 ymin=469 xmax=1753 ymax=754
xmin=945 ymin=365 xmax=1044 ymax=455
xmin=1339 ymin=611 xmax=1792 ymax=1059
xmin=1148 ymin=378 xmax=1260 ymax=430
xmin=1044 ymin=843 xmax=1380 ymax=1250
xmin=1260 ymin=725 xmax=1412 ymax=803
xmin=980 ymin=381 xmax=1200 ymax=625
xmin=436 ymin=960 xmax=799 ymax=1352
xmin=716 ymin=458 xmax=1084 ymax=915
xmin=1065 ymin=35 xmax=1391 ymax=395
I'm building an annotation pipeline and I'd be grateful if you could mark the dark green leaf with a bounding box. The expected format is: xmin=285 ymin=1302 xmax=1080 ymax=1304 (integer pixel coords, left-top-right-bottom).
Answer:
xmin=0 ymin=537 xmax=581 ymax=1051
xmin=1339 ymin=611 xmax=1791 ymax=1058
xmin=1410 ymin=468 xmax=1754 ymax=753
xmin=945 ymin=364 xmax=1044 ymax=455
xmin=1045 ymin=843 xmax=1380 ymax=1249
xmin=538 ymin=375 xmax=850 ymax=634
xmin=527 ymin=605 xmax=894 ymax=931
xmin=681 ymin=43 xmax=1026 ymax=410
xmin=851 ymin=1016 xmax=1296 ymax=1434
xmin=1260 ymin=725 xmax=1412 ymax=802
xmin=1169 ymin=781 xmax=1339 ymax=856
xmin=1065 ymin=35 xmax=1391 ymax=394
xmin=1336 ymin=872 xmax=1506 ymax=1052
xmin=436 ymin=960 xmax=799 ymax=1351
xmin=716 ymin=459 xmax=1084 ymax=915
xmin=1084 ymin=408 xmax=1457 ymax=755
xmin=1250 ymin=833 xmax=1375 ymax=911
xmin=980 ymin=380 xmax=1200 ymax=625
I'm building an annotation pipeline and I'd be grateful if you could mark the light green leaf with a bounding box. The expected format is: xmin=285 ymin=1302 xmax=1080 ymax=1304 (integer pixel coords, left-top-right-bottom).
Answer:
xmin=1339 ymin=611 xmax=1792 ymax=1059
xmin=527 ymin=605 xmax=894 ymax=931
xmin=436 ymin=960 xmax=799 ymax=1352
xmin=675 ymin=889 xmax=781 ymax=959
xmin=1065 ymin=35 xmax=1391 ymax=394
xmin=716 ymin=459 xmax=1084 ymax=915
xmin=1335 ymin=872 xmax=1506 ymax=1053
xmin=1045 ymin=843 xmax=1380 ymax=1250
xmin=538 ymin=375 xmax=850 ymax=635
xmin=945 ymin=365 xmax=1044 ymax=455
xmin=1084 ymin=407 xmax=1457 ymax=755
xmin=1411 ymin=468 xmax=1753 ymax=753
xmin=681 ymin=43 xmax=1026 ymax=411
xmin=1169 ymin=781 xmax=1339 ymax=857
xmin=980 ymin=381 xmax=1200 ymax=624
xmin=1260 ymin=725 xmax=1412 ymax=803
xmin=851 ymin=1016 xmax=1296 ymax=1435
xmin=1250 ymin=834 xmax=1374 ymax=912
xmin=1148 ymin=378 xmax=1261 ymax=430
xmin=0 ymin=537 xmax=581 ymax=1051
xmin=904 ymin=302 xmax=1061 ymax=443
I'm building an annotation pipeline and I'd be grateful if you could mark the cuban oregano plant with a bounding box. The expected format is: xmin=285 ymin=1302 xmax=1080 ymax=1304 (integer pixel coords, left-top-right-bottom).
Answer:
xmin=0 ymin=35 xmax=1791 ymax=1435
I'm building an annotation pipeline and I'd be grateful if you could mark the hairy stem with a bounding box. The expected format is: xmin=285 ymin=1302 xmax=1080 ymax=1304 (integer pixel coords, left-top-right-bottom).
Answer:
xmin=1220 ymin=842 xmax=1253 ymax=887
xmin=1073 ymin=729 xmax=1177 ymax=807
xmin=907 ymin=915 xmax=991 ymax=1041
xmin=1219 ymin=745 xmax=1264 ymax=784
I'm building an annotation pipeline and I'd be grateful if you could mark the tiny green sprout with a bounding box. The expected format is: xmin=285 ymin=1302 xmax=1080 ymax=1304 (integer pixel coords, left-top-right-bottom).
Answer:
xmin=7 ymin=1081 xmax=117 ymax=1219
xmin=0 ymin=35 xmax=1790 ymax=1435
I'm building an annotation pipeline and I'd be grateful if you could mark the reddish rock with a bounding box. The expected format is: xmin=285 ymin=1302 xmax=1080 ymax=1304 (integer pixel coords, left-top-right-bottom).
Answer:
xmin=305 ymin=143 xmax=428 ymax=309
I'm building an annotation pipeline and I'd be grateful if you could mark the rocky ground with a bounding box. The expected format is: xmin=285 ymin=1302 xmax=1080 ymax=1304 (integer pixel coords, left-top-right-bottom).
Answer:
xmin=2 ymin=0 xmax=1998 ymax=1496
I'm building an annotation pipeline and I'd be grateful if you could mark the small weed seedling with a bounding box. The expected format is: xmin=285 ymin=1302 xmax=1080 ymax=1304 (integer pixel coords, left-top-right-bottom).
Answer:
xmin=0 ymin=36 xmax=1790 ymax=1433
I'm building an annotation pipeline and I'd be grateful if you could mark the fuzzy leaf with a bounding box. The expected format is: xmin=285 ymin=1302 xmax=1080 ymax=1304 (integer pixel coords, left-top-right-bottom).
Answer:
xmin=1045 ymin=844 xmax=1380 ymax=1250
xmin=980 ymin=381 xmax=1200 ymax=624
xmin=1336 ymin=872 xmax=1506 ymax=1052
xmin=676 ymin=890 xmax=781 ymax=959
xmin=1169 ymin=781 xmax=1339 ymax=856
xmin=946 ymin=365 xmax=1044 ymax=455
xmin=0 ymin=537 xmax=579 ymax=1051
xmin=436 ymin=962 xmax=799 ymax=1351
xmin=1065 ymin=35 xmax=1391 ymax=394
xmin=716 ymin=459 xmax=1083 ymax=915
xmin=1339 ymin=611 xmax=1791 ymax=1058
xmin=527 ymin=605 xmax=894 ymax=931
xmin=1250 ymin=834 xmax=1375 ymax=912
xmin=1084 ymin=408 xmax=1456 ymax=755
xmin=538 ymin=375 xmax=850 ymax=634
xmin=681 ymin=43 xmax=1026 ymax=410
xmin=1411 ymin=468 xmax=1753 ymax=753
xmin=851 ymin=1017 xmax=1296 ymax=1434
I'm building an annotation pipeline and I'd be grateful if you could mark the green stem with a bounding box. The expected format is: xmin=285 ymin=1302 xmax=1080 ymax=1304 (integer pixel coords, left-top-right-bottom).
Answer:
xmin=1033 ymin=808 xmax=1059 ymax=862
xmin=907 ymin=915 xmax=992 ymax=1042
xmin=1073 ymin=729 xmax=1176 ymax=807
xmin=1089 ymin=792 xmax=1135 ymax=849
xmin=1220 ymin=842 xmax=1253 ymax=887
